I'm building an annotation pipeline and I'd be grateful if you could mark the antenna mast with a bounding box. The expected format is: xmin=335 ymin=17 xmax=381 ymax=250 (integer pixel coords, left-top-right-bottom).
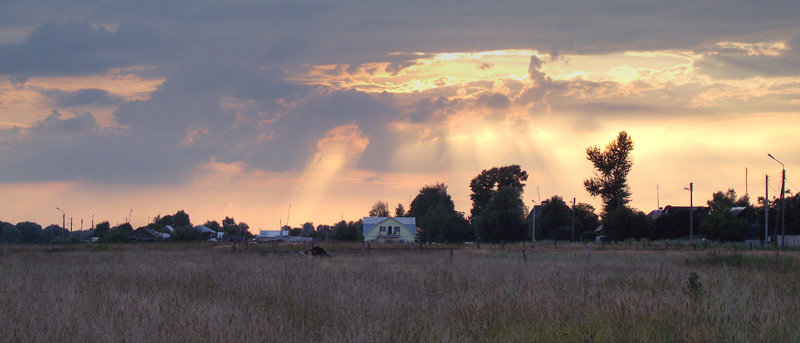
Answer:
xmin=286 ymin=204 xmax=292 ymax=228
xmin=657 ymin=184 xmax=660 ymax=209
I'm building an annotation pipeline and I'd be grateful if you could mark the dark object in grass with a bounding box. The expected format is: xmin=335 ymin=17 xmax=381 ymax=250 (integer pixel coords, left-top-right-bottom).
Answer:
xmin=299 ymin=246 xmax=332 ymax=257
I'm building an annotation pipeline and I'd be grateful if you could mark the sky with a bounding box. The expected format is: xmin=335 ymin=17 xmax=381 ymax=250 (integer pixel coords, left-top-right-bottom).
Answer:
xmin=1 ymin=0 xmax=799 ymax=232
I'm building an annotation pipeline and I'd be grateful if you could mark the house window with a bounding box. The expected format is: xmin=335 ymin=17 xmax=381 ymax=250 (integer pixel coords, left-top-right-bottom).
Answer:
xmin=380 ymin=226 xmax=385 ymax=233
xmin=394 ymin=226 xmax=400 ymax=235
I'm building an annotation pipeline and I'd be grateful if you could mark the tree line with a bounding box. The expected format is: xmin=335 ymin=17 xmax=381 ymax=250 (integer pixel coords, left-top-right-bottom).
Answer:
xmin=2 ymin=131 xmax=798 ymax=244
xmin=362 ymin=131 xmax=799 ymax=243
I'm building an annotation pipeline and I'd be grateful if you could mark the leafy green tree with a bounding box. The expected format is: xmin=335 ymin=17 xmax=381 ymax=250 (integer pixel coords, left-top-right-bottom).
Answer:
xmin=103 ymin=223 xmax=133 ymax=243
xmin=698 ymin=188 xmax=755 ymax=241
xmin=535 ymin=196 xmax=572 ymax=241
xmin=16 ymin=221 xmax=43 ymax=244
xmin=701 ymin=210 xmax=749 ymax=241
xmin=333 ymin=220 xmax=361 ymax=241
xmin=395 ymin=203 xmax=406 ymax=217
xmin=316 ymin=224 xmax=333 ymax=240
xmin=173 ymin=210 xmax=191 ymax=228
xmin=222 ymin=217 xmax=238 ymax=235
xmin=574 ymin=203 xmax=600 ymax=240
xmin=601 ymin=207 xmax=650 ymax=241
xmin=369 ymin=201 xmax=390 ymax=217
xmin=409 ymin=183 xmax=470 ymax=243
xmin=707 ymin=189 xmax=750 ymax=213
xmin=151 ymin=210 xmax=192 ymax=231
xmin=473 ymin=187 xmax=528 ymax=242
xmin=584 ymin=131 xmax=634 ymax=214
xmin=236 ymin=222 xmax=252 ymax=238
xmin=0 ymin=223 xmax=21 ymax=243
xmin=203 ymin=220 xmax=221 ymax=232
xmin=94 ymin=221 xmax=111 ymax=239
xmin=302 ymin=222 xmax=315 ymax=236
xmin=470 ymin=165 xmax=528 ymax=242
xmin=784 ymin=192 xmax=800 ymax=235
xmin=42 ymin=224 xmax=69 ymax=243
xmin=470 ymin=165 xmax=528 ymax=219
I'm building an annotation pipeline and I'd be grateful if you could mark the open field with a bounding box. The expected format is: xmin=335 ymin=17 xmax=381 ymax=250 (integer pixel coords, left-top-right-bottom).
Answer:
xmin=1 ymin=242 xmax=799 ymax=342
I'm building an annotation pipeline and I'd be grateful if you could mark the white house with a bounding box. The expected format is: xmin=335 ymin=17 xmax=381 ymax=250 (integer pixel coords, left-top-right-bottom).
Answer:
xmin=362 ymin=217 xmax=416 ymax=243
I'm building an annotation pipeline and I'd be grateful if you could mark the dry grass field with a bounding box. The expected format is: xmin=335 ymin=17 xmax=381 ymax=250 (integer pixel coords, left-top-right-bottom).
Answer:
xmin=1 ymin=242 xmax=798 ymax=342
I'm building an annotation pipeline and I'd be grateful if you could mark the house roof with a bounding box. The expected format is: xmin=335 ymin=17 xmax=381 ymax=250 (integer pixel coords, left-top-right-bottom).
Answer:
xmin=130 ymin=227 xmax=160 ymax=241
xmin=662 ymin=206 xmax=710 ymax=215
xmin=194 ymin=225 xmax=216 ymax=233
xmin=527 ymin=205 xmax=544 ymax=220
xmin=647 ymin=209 xmax=665 ymax=220
xmin=362 ymin=217 xmax=416 ymax=236
xmin=729 ymin=206 xmax=747 ymax=217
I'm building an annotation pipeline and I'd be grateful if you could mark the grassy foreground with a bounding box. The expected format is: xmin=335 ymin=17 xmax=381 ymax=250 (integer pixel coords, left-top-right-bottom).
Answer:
xmin=0 ymin=243 xmax=798 ymax=342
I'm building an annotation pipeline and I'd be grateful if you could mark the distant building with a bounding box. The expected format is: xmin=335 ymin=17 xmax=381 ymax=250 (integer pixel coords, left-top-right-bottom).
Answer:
xmin=256 ymin=230 xmax=284 ymax=242
xmin=647 ymin=208 xmax=665 ymax=221
xmin=254 ymin=228 xmax=311 ymax=242
xmin=362 ymin=217 xmax=416 ymax=243
xmin=130 ymin=227 xmax=163 ymax=242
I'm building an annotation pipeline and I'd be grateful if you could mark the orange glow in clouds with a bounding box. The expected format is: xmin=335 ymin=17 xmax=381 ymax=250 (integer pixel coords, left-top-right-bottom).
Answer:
xmin=2 ymin=41 xmax=799 ymax=231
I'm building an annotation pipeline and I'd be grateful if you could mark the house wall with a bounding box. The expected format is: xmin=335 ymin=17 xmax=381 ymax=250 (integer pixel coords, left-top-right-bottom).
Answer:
xmin=364 ymin=218 xmax=415 ymax=242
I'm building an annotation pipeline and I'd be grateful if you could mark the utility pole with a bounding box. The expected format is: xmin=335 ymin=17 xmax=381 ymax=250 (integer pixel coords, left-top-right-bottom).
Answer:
xmin=764 ymin=175 xmax=769 ymax=246
xmin=768 ymin=153 xmax=786 ymax=248
xmin=571 ymin=197 xmax=576 ymax=241
xmin=657 ymin=184 xmax=660 ymax=209
xmin=286 ymin=204 xmax=292 ymax=229
xmin=531 ymin=200 xmax=537 ymax=242
xmin=780 ymin=168 xmax=786 ymax=248
xmin=685 ymin=182 xmax=694 ymax=241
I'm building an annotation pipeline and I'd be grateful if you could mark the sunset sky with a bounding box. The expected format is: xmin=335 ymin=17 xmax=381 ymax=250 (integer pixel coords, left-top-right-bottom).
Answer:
xmin=1 ymin=1 xmax=798 ymax=231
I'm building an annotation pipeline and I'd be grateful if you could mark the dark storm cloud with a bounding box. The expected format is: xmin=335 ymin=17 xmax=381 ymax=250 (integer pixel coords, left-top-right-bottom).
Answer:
xmin=0 ymin=111 xmax=195 ymax=183
xmin=44 ymin=88 xmax=124 ymax=107
xmin=4 ymin=0 xmax=797 ymax=68
xmin=0 ymin=21 xmax=159 ymax=79
xmin=1 ymin=0 xmax=798 ymax=184
xmin=695 ymin=36 xmax=800 ymax=79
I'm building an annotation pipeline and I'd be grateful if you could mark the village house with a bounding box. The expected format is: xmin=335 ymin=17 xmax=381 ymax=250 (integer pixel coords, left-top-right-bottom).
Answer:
xmin=362 ymin=217 xmax=416 ymax=243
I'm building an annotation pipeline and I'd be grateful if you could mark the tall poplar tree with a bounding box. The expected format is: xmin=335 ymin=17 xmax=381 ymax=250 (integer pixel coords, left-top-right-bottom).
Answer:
xmin=583 ymin=131 xmax=634 ymax=214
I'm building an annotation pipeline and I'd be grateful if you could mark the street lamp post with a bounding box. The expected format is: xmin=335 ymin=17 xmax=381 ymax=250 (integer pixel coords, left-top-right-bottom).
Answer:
xmin=56 ymin=207 xmax=66 ymax=239
xmin=56 ymin=207 xmax=65 ymax=231
xmin=765 ymin=175 xmax=769 ymax=246
xmin=768 ymin=153 xmax=786 ymax=248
